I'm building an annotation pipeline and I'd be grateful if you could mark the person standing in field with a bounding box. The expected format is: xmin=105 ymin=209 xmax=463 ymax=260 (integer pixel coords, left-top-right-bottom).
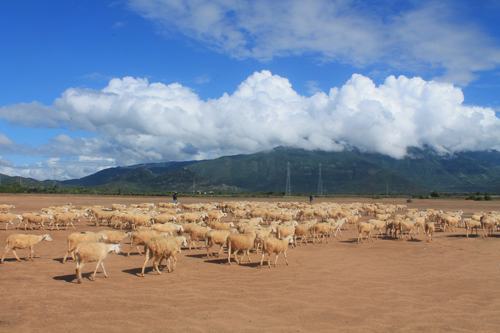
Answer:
xmin=309 ymin=195 xmax=314 ymax=204
xmin=172 ymin=192 xmax=178 ymax=204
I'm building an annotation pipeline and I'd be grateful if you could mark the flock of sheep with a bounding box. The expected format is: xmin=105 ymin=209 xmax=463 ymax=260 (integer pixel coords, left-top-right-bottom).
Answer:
xmin=0 ymin=201 xmax=499 ymax=284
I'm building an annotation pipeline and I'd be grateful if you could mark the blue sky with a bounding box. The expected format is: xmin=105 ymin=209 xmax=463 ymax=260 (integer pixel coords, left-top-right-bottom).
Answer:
xmin=0 ymin=0 xmax=499 ymax=180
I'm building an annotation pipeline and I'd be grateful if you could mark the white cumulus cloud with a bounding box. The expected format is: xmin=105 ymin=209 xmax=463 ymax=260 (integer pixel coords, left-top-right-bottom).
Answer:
xmin=1 ymin=70 xmax=500 ymax=179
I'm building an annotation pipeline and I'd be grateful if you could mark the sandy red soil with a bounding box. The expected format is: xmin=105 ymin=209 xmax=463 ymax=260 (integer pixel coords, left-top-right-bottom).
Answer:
xmin=0 ymin=194 xmax=499 ymax=332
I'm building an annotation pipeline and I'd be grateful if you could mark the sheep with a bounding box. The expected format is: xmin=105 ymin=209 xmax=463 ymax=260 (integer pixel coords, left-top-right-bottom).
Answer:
xmin=97 ymin=230 xmax=129 ymax=244
xmin=368 ymin=219 xmax=387 ymax=238
xmin=480 ymin=215 xmax=497 ymax=238
xmin=129 ymin=214 xmax=153 ymax=229
xmin=75 ymin=243 xmax=121 ymax=283
xmin=463 ymin=218 xmax=481 ymax=238
xmin=254 ymin=226 xmax=276 ymax=253
xmin=441 ymin=215 xmax=460 ymax=232
xmin=1 ymin=234 xmax=53 ymax=263
xmin=357 ymin=222 xmax=375 ymax=243
xmin=127 ymin=230 xmax=161 ymax=256
xmin=207 ymin=210 xmax=227 ymax=222
xmin=227 ymin=231 xmax=256 ymax=265
xmin=311 ymin=222 xmax=333 ymax=243
xmin=21 ymin=213 xmax=52 ymax=230
xmin=0 ymin=213 xmax=22 ymax=230
xmin=277 ymin=223 xmax=297 ymax=243
xmin=52 ymin=212 xmax=79 ymax=230
xmin=424 ymin=222 xmax=435 ymax=242
xmin=139 ymin=236 xmax=187 ymax=277
xmin=63 ymin=231 xmax=108 ymax=263
xmin=399 ymin=219 xmax=418 ymax=240
xmin=208 ymin=221 xmax=234 ymax=231
xmin=259 ymin=235 xmax=294 ymax=268
xmin=294 ymin=222 xmax=314 ymax=245
xmin=185 ymin=225 xmax=211 ymax=250
xmin=205 ymin=229 xmax=231 ymax=257
xmin=151 ymin=223 xmax=183 ymax=235
xmin=0 ymin=204 xmax=15 ymax=213
xmin=154 ymin=213 xmax=178 ymax=224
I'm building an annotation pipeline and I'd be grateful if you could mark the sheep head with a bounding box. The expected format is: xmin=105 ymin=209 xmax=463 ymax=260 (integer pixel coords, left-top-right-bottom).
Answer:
xmin=109 ymin=244 xmax=121 ymax=254
xmin=43 ymin=234 xmax=53 ymax=241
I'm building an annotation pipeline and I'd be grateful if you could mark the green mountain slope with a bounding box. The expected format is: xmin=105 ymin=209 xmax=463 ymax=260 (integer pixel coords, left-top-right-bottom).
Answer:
xmin=59 ymin=147 xmax=500 ymax=194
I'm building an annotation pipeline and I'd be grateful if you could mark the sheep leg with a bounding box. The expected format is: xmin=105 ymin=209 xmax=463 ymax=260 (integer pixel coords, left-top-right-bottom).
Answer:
xmin=91 ymin=260 xmax=102 ymax=281
xmin=244 ymin=250 xmax=251 ymax=263
xmin=274 ymin=253 xmax=280 ymax=267
xmin=1 ymin=247 xmax=11 ymax=263
xmin=101 ymin=262 xmax=108 ymax=278
xmin=62 ymin=250 xmax=70 ymax=263
xmin=259 ymin=253 xmax=265 ymax=267
xmin=206 ymin=242 xmax=212 ymax=258
xmin=227 ymin=244 xmax=232 ymax=265
xmin=216 ymin=244 xmax=224 ymax=257
xmin=268 ymin=253 xmax=271 ymax=268
xmin=29 ymin=246 xmax=35 ymax=260
xmin=153 ymin=257 xmax=162 ymax=275
xmin=76 ymin=262 xmax=83 ymax=284
xmin=140 ymin=249 xmax=151 ymax=277
xmin=284 ymin=250 xmax=289 ymax=266
xmin=12 ymin=250 xmax=21 ymax=262
xmin=234 ymin=250 xmax=240 ymax=264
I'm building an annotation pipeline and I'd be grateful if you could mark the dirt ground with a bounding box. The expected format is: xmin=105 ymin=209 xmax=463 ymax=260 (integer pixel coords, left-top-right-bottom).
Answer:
xmin=0 ymin=194 xmax=499 ymax=333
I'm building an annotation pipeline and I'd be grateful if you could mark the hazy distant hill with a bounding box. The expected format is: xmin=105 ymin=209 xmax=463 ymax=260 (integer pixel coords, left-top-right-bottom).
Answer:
xmin=57 ymin=147 xmax=500 ymax=195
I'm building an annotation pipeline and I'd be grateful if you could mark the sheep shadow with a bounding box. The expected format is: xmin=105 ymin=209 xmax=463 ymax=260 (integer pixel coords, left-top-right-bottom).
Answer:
xmin=238 ymin=261 xmax=261 ymax=268
xmin=340 ymin=239 xmax=358 ymax=244
xmin=122 ymin=267 xmax=154 ymax=276
xmin=446 ymin=234 xmax=477 ymax=238
xmin=185 ymin=253 xmax=208 ymax=259
xmin=203 ymin=258 xmax=262 ymax=268
xmin=0 ymin=258 xmax=24 ymax=263
xmin=53 ymin=274 xmax=77 ymax=283
xmin=52 ymin=257 xmax=67 ymax=263
xmin=203 ymin=258 xmax=228 ymax=265
xmin=118 ymin=252 xmax=142 ymax=257
xmin=406 ymin=238 xmax=423 ymax=242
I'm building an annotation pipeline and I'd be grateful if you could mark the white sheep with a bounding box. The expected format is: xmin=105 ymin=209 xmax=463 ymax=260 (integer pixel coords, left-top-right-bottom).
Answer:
xmin=63 ymin=231 xmax=108 ymax=263
xmin=205 ymin=229 xmax=231 ymax=257
xmin=424 ymin=222 xmax=435 ymax=242
xmin=97 ymin=230 xmax=129 ymax=244
xmin=0 ymin=213 xmax=22 ymax=230
xmin=151 ymin=223 xmax=183 ymax=235
xmin=259 ymin=235 xmax=294 ymax=268
xmin=139 ymin=236 xmax=187 ymax=277
xmin=227 ymin=231 xmax=256 ymax=265
xmin=75 ymin=242 xmax=121 ymax=283
xmin=1 ymin=233 xmax=53 ymax=263
xmin=357 ymin=222 xmax=375 ymax=243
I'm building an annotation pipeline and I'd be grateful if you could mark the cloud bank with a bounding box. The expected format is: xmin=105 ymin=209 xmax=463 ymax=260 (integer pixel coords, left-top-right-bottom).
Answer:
xmin=127 ymin=0 xmax=500 ymax=85
xmin=1 ymin=70 xmax=500 ymax=180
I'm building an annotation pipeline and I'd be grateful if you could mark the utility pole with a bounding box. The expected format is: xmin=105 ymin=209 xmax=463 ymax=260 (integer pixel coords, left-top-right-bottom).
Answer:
xmin=192 ymin=177 xmax=196 ymax=195
xmin=317 ymin=163 xmax=323 ymax=196
xmin=285 ymin=162 xmax=291 ymax=196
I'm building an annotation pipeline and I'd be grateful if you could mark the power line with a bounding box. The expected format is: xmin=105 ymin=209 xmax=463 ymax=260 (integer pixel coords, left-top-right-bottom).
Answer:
xmin=317 ymin=163 xmax=323 ymax=196
xmin=285 ymin=161 xmax=291 ymax=196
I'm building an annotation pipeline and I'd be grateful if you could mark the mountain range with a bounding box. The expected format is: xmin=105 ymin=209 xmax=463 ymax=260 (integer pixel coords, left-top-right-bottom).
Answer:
xmin=2 ymin=147 xmax=499 ymax=195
